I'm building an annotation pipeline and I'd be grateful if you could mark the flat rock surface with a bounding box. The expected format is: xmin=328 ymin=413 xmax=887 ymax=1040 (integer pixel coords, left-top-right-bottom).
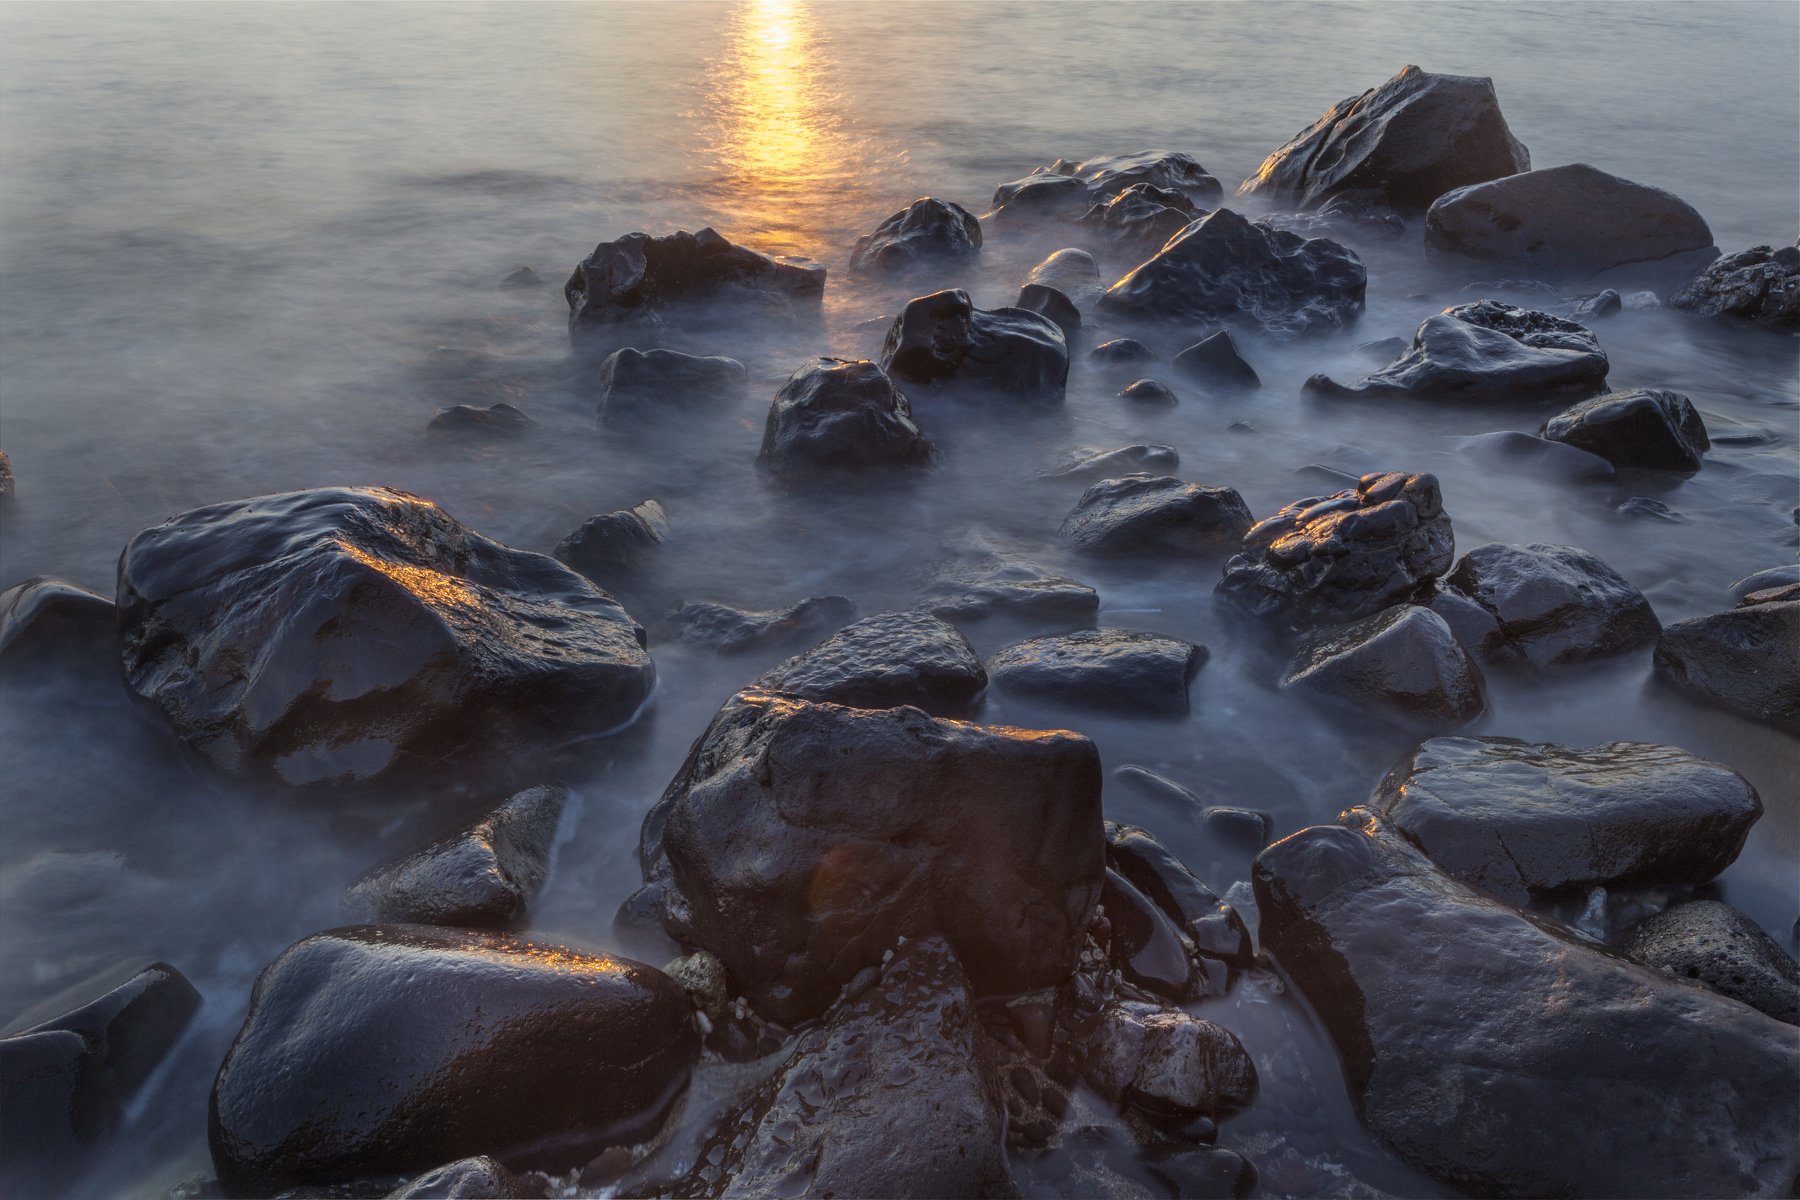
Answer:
xmin=673 ymin=595 xmax=856 ymax=655
xmin=1445 ymin=541 xmax=1659 ymax=666
xmin=1061 ymin=474 xmax=1253 ymax=558
xmin=986 ymin=628 xmax=1206 ymax=716
xmin=756 ymin=609 xmax=985 ymax=715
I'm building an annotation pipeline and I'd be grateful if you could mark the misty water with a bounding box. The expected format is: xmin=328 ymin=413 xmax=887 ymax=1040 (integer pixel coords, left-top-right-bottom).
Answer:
xmin=2 ymin=2 xmax=1797 ymax=1196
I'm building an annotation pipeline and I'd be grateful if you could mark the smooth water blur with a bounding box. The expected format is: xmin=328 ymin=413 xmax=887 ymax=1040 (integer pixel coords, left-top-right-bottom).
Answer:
xmin=1 ymin=3 xmax=1796 ymax=1197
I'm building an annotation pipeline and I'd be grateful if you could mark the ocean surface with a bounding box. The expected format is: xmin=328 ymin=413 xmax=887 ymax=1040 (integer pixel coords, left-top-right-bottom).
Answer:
xmin=1 ymin=3 xmax=1796 ymax=1196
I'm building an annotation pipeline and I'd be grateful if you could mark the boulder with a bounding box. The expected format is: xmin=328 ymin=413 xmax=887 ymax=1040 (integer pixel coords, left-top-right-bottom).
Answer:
xmin=1173 ymin=330 xmax=1261 ymax=390
xmin=210 ymin=926 xmax=696 ymax=1195
xmin=1619 ymin=901 xmax=1799 ymax=1026
xmin=757 ymin=357 xmax=936 ymax=477
xmin=1569 ymin=288 xmax=1623 ymax=321
xmin=1371 ymin=737 xmax=1762 ymax=906
xmin=917 ymin=555 xmax=1099 ymax=622
xmin=387 ymin=1157 xmax=538 ymax=1199
xmin=116 ymin=487 xmax=654 ymax=791
xmin=0 ymin=576 xmax=117 ymax=676
xmin=1304 ymin=300 xmax=1609 ymax=401
xmin=1444 ymin=542 xmax=1659 ymax=667
xmin=564 ymin=228 xmax=824 ymax=338
xmin=848 ymin=197 xmax=982 ymax=275
xmin=1015 ymin=282 xmax=1081 ymax=338
xmin=756 ymin=609 xmax=985 ymax=715
xmin=1541 ymin=388 xmax=1709 ymax=472
xmin=1097 ymin=209 xmax=1366 ymax=337
xmin=1040 ymin=444 xmax=1178 ymax=479
xmin=1104 ymin=822 xmax=1254 ymax=968
xmin=1075 ymin=183 xmax=1203 ymax=248
xmin=1424 ymin=164 xmax=1715 ymax=276
xmin=985 ymin=629 xmax=1205 ymax=716
xmin=1089 ymin=337 xmax=1156 ymax=364
xmin=1239 ymin=65 xmax=1529 ymax=213
xmin=1024 ymin=247 xmax=1101 ymax=303
xmin=426 ymin=403 xmax=534 ymax=438
xmin=597 ymin=348 xmax=748 ymax=427
xmin=1282 ymin=605 xmax=1485 ymax=731
xmin=1060 ymin=474 xmax=1253 ymax=558
xmin=1669 ymin=241 xmax=1800 ymax=331
xmin=1654 ymin=595 xmax=1800 ymax=732
xmin=1080 ymin=1001 xmax=1257 ymax=1121
xmin=672 ymin=595 xmax=856 ymax=655
xmin=341 ymin=784 xmax=567 ymax=929
xmin=992 ymin=150 xmax=1223 ymax=221
xmin=1100 ymin=868 xmax=1199 ymax=1000
xmin=1421 ymin=582 xmax=1513 ymax=659
xmin=1117 ymin=377 xmax=1178 ymax=406
xmin=1450 ymin=430 xmax=1615 ymax=483
xmin=1253 ymin=813 xmax=1800 ymax=1198
xmin=1217 ymin=472 xmax=1454 ymax=626
xmin=879 ymin=289 xmax=1068 ymax=404
xmin=553 ymin=500 xmax=669 ymax=582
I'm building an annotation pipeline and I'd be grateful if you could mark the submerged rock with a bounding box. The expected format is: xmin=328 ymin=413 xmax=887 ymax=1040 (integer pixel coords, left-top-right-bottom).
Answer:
xmin=1060 ymin=474 xmax=1253 ymax=558
xmin=1450 ymin=430 xmax=1616 ymax=483
xmin=1080 ymin=1001 xmax=1257 ymax=1121
xmin=1444 ymin=542 xmax=1659 ymax=666
xmin=1654 ymin=593 xmax=1800 ymax=732
xmin=0 ymin=450 xmax=11 ymax=505
xmin=1076 ymin=182 xmax=1204 ymax=248
xmin=1261 ymin=193 xmax=1407 ymax=242
xmin=848 ymin=197 xmax=982 ymax=275
xmin=1016 ymin=282 xmax=1081 ymax=338
xmin=917 ymin=554 xmax=1099 ymax=622
xmin=992 ymin=150 xmax=1223 ymax=221
xmin=597 ymin=348 xmax=748 ymax=427
xmin=0 ymin=576 xmax=116 ymax=675
xmin=672 ymin=595 xmax=856 ymax=655
xmin=1117 ymin=377 xmax=1178 ymax=406
xmin=426 ymin=403 xmax=534 ymax=438
xmin=1727 ymin=564 xmax=1800 ymax=605
xmin=564 ymin=228 xmax=824 ymax=338
xmin=1024 ymin=247 xmax=1102 ymax=302
xmin=387 ymin=1157 xmax=537 ymax=1199
xmin=1619 ymin=901 xmax=1800 ymax=1026
xmin=554 ymin=500 xmax=669 ymax=582
xmin=1541 ymin=388 xmax=1709 ymax=472
xmin=756 ymin=610 xmax=985 ymax=715
xmin=1173 ymin=330 xmax=1261 ymax=390
xmin=117 ymin=487 xmax=654 ymax=791
xmin=1239 ymin=65 xmax=1529 ymax=213
xmin=985 ymin=629 xmax=1206 ymax=716
xmin=880 ymin=289 xmax=1068 ymax=405
xmin=758 ymin=357 xmax=936 ymax=477
xmin=1668 ymin=241 xmax=1800 ymax=331
xmin=1104 ymin=822 xmax=1254 ymax=968
xmin=1088 ymin=337 xmax=1157 ymax=364
xmin=1282 ymin=605 xmax=1485 ymax=731
xmin=1040 ymin=444 xmax=1178 ymax=479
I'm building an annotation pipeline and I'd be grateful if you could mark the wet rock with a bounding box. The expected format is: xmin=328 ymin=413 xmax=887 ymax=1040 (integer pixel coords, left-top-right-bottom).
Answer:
xmin=1199 ymin=808 xmax=1274 ymax=866
xmin=1625 ymin=289 xmax=1662 ymax=311
xmin=672 ymin=595 xmax=856 ymax=655
xmin=1239 ymin=65 xmax=1530 ymax=213
xmin=1540 ymin=388 xmax=1709 ymax=472
xmin=1089 ymin=337 xmax=1156 ymax=364
xmin=985 ymin=629 xmax=1205 ymax=716
xmin=1061 ymin=474 xmax=1253 ymax=559
xmin=553 ymin=500 xmax=669 ymax=582
xmin=1016 ymin=282 xmax=1081 ymax=338
xmin=756 ymin=609 xmax=985 ymax=715
xmin=1617 ymin=496 xmax=1680 ymax=521
xmin=596 ymin=348 xmax=748 ymax=427
xmin=3 ymin=959 xmax=201 ymax=1099
xmin=1117 ymin=377 xmax=1178 ymax=406
xmin=1356 ymin=335 xmax=1408 ymax=364
xmin=1654 ymin=595 xmax=1800 ymax=733
xmin=1253 ymin=814 xmax=1800 ymax=1198
xmin=386 ymin=1157 xmax=537 ymax=1199
xmin=1261 ymin=193 xmax=1406 ymax=241
xmin=1217 ymin=472 xmax=1454 ymax=626
xmin=1282 ymin=604 xmax=1485 ymax=731
xmin=0 ymin=451 xmax=11 ymax=504
xmin=1444 ymin=542 xmax=1659 ymax=667
xmin=880 ymin=289 xmax=1068 ymax=405
xmin=1173 ymin=330 xmax=1261 ymax=390
xmin=426 ymin=403 xmax=534 ymax=438
xmin=1105 ymin=822 xmax=1254 ymax=967
xmin=210 ymin=927 xmax=695 ymax=1195
xmin=117 ymin=487 xmax=654 ymax=791
xmin=1081 ymin=1001 xmax=1256 ymax=1121
xmin=0 ymin=576 xmax=117 ymax=675
xmin=848 ymin=197 xmax=982 ymax=275
xmin=992 ymin=150 xmax=1223 ymax=222
xmin=564 ymin=228 xmax=824 ymax=338
xmin=1100 ymin=870 xmax=1198 ymax=1000
xmin=1421 ymin=581 xmax=1513 ymax=659
xmin=1728 ymin=564 xmax=1800 ymax=604
xmin=1040 ymin=444 xmax=1177 ymax=479
xmin=1569 ymin=288 xmax=1622 ymax=321
xmin=1450 ymin=430 xmax=1616 ymax=483
xmin=1076 ymin=183 xmax=1203 ymax=248
xmin=1305 ymin=300 xmax=1608 ymax=401
xmin=341 ymin=784 xmax=567 ymax=929
xmin=757 ymin=357 xmax=935 ymax=477
xmin=643 ymin=687 xmax=1103 ymax=1023
xmin=918 ymin=555 xmax=1099 ymax=622
xmin=1669 ymin=241 xmax=1800 ymax=331
xmin=1619 ymin=901 xmax=1800 ymax=1026
xmin=1025 ymin=247 xmax=1101 ymax=303
xmin=1097 ymin=208 xmax=1366 ymax=337
xmin=500 ymin=266 xmax=541 ymax=290
xmin=1371 ymin=737 xmax=1762 ymax=906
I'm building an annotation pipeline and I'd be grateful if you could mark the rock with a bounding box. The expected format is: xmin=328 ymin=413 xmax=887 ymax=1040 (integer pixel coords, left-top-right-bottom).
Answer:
xmin=757 ymin=357 xmax=935 ymax=477
xmin=1239 ymin=65 xmax=1530 ymax=213
xmin=212 ymin=929 xmax=694 ymax=1196
xmin=596 ymin=348 xmax=748 ymax=427
xmin=341 ymin=784 xmax=568 ymax=929
xmin=1356 ymin=336 xmax=1408 ymax=363
xmin=1618 ymin=496 xmax=1680 ymax=521
xmin=917 ymin=555 xmax=1099 ymax=622
xmin=672 ymin=595 xmax=856 ymax=655
xmin=986 ymin=629 xmax=1205 ymax=716
xmin=1097 ymin=209 xmax=1366 ymax=337
xmin=1451 ymin=430 xmax=1616 ymax=483
xmin=1569 ymin=288 xmax=1622 ymax=321
xmin=1076 ymin=183 xmax=1204 ymax=248
xmin=1100 ymin=869 xmax=1199 ymax=1000
xmin=1217 ymin=472 xmax=1454 ymax=626
xmin=1024 ymin=247 xmax=1101 ymax=302
xmin=1619 ymin=901 xmax=1800 ymax=1026
xmin=1424 ymin=164 xmax=1715 ymax=277
xmin=1669 ymin=242 xmax=1800 ymax=331
xmin=0 ymin=451 xmax=11 ymax=504
xmin=500 ymin=267 xmax=541 ymax=290
xmin=426 ymin=403 xmax=534 ymax=438
xmin=1040 ymin=444 xmax=1177 ymax=479
xmin=1173 ymin=330 xmax=1261 ymax=390
xmin=1117 ymin=378 xmax=1178 ymax=406
xmin=1625 ymin=289 xmax=1662 ymax=311
xmin=1305 ymin=300 xmax=1609 ymax=401
xmin=1261 ymin=193 xmax=1406 ymax=241
xmin=1654 ymin=596 xmax=1800 ymax=732
xmin=1256 ymin=812 xmax=1800 ymax=1197
xmin=1080 ymin=1001 xmax=1257 ymax=1121
xmin=1421 ymin=582 xmax=1513 ymax=659
xmin=117 ymin=488 xmax=654 ymax=791
xmin=879 ymin=289 xmax=1068 ymax=405
xmin=1370 ymin=737 xmax=1762 ymax=906
xmin=564 ymin=228 xmax=824 ymax=338
xmin=3 ymin=959 xmax=201 ymax=1098
xmin=642 ymin=687 xmax=1103 ymax=1023
xmin=1199 ymin=808 xmax=1274 ymax=865
xmin=1444 ymin=542 xmax=1659 ymax=667
xmin=553 ymin=500 xmax=669 ymax=582
xmin=1089 ymin=337 xmax=1156 ymax=364
xmin=1105 ymin=822 xmax=1254 ymax=967
xmin=1060 ymin=474 xmax=1253 ymax=558
xmin=1016 ymin=282 xmax=1081 ymax=337
xmin=387 ymin=1157 xmax=538 ymax=1198
xmin=0 ymin=576 xmax=117 ymax=675
xmin=756 ymin=610 xmax=985 ymax=715
xmin=1540 ymin=388 xmax=1709 ymax=472
xmin=992 ymin=151 xmax=1224 ymax=221
xmin=848 ymin=197 xmax=982 ymax=275
xmin=1728 ymin=565 xmax=1800 ymax=605
xmin=1282 ymin=605 xmax=1485 ymax=731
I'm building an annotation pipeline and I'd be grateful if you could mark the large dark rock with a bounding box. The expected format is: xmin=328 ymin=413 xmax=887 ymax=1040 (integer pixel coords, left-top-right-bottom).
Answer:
xmin=1669 ymin=241 xmax=1800 ymax=331
xmin=985 ymin=629 xmax=1205 ymax=716
xmin=1283 ymin=604 xmax=1485 ymax=732
xmin=1424 ymin=164 xmax=1715 ymax=277
xmin=1445 ymin=542 xmax=1659 ymax=667
xmin=848 ymin=197 xmax=982 ymax=276
xmin=1541 ymin=388 xmax=1709 ymax=472
xmin=642 ymin=688 xmax=1103 ymax=1024
xmin=564 ymin=228 xmax=824 ymax=338
xmin=1257 ymin=814 xmax=1800 ymax=1198
xmin=1040 ymin=444 xmax=1178 ymax=480
xmin=1105 ymin=822 xmax=1254 ymax=969
xmin=1239 ymin=65 xmax=1529 ymax=213
xmin=1100 ymin=868 xmax=1202 ymax=1001
xmin=387 ymin=1157 xmax=538 ymax=1199
xmin=1024 ymin=247 xmax=1101 ymax=302
xmin=1217 ymin=472 xmax=1454 ymax=627
xmin=1075 ymin=183 xmax=1204 ymax=249
xmin=1304 ymin=300 xmax=1609 ymax=401
xmin=426 ymin=403 xmax=534 ymax=439
xmin=117 ymin=488 xmax=654 ymax=791
xmin=879 ymin=289 xmax=1068 ymax=405
xmin=991 ymin=151 xmax=1223 ymax=221
xmin=1654 ymin=595 xmax=1800 ymax=733
xmin=758 ymin=357 xmax=936 ymax=477
xmin=210 ymin=926 xmax=696 ymax=1196
xmin=553 ymin=500 xmax=669 ymax=582
xmin=1118 ymin=377 xmax=1179 ymax=406
xmin=1097 ymin=208 xmax=1366 ymax=337
xmin=1015 ymin=283 xmax=1081 ymax=339
xmin=597 ymin=348 xmax=748 ymax=427
xmin=1619 ymin=901 xmax=1800 ymax=1026
xmin=342 ymin=784 xmax=567 ymax=929
xmin=1060 ymin=474 xmax=1253 ymax=558
xmin=1080 ymin=1001 xmax=1257 ymax=1121
xmin=918 ymin=554 xmax=1098 ymax=622
xmin=1370 ymin=737 xmax=1761 ymax=906
xmin=756 ymin=609 xmax=985 ymax=715
xmin=0 ymin=576 xmax=116 ymax=676
xmin=1173 ymin=330 xmax=1261 ymax=390
xmin=672 ymin=595 xmax=856 ymax=655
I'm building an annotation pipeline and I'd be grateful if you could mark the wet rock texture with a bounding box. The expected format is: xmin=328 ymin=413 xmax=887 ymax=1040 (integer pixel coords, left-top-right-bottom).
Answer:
xmin=758 ymin=357 xmax=936 ymax=477
xmin=1080 ymin=1001 xmax=1257 ymax=1122
xmin=1016 ymin=282 xmax=1081 ymax=337
xmin=755 ymin=609 xmax=985 ymax=715
xmin=1254 ymin=814 xmax=1800 ymax=1198
xmin=1098 ymin=208 xmax=1366 ymax=337
xmin=554 ymin=499 xmax=669 ymax=582
xmin=1025 ymin=247 xmax=1101 ymax=302
xmin=985 ymin=629 xmax=1206 ymax=716
xmin=1239 ymin=64 xmax=1530 ymax=213
xmin=1173 ymin=330 xmax=1261 ymax=390
xmin=1105 ymin=822 xmax=1255 ymax=970
xmin=597 ymin=347 xmax=748 ymax=427
xmin=209 ymin=926 xmax=696 ymax=1196
xmin=1371 ymin=737 xmax=1762 ymax=905
xmin=918 ymin=554 xmax=1099 ymax=622
xmin=1282 ymin=604 xmax=1485 ymax=732
xmin=880 ymin=288 xmax=1068 ymax=404
xmin=1619 ymin=901 xmax=1800 ymax=1026
xmin=1217 ymin=472 xmax=1454 ymax=627
xmin=1076 ymin=182 xmax=1203 ymax=248
xmin=1445 ymin=541 xmax=1659 ymax=666
xmin=1654 ymin=591 xmax=1800 ymax=733
xmin=992 ymin=150 xmax=1223 ymax=221
xmin=0 ymin=576 xmax=117 ymax=675
xmin=641 ymin=687 xmax=1103 ymax=1024
xmin=849 ymin=197 xmax=982 ymax=275
xmin=386 ymin=1156 xmax=538 ymax=1199
xmin=1670 ymin=241 xmax=1800 ymax=331
xmin=672 ymin=595 xmax=856 ymax=655
xmin=1541 ymin=388 xmax=1709 ymax=472
xmin=116 ymin=487 xmax=654 ymax=791
xmin=564 ymin=228 xmax=823 ymax=336
xmin=1060 ymin=474 xmax=1254 ymax=558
